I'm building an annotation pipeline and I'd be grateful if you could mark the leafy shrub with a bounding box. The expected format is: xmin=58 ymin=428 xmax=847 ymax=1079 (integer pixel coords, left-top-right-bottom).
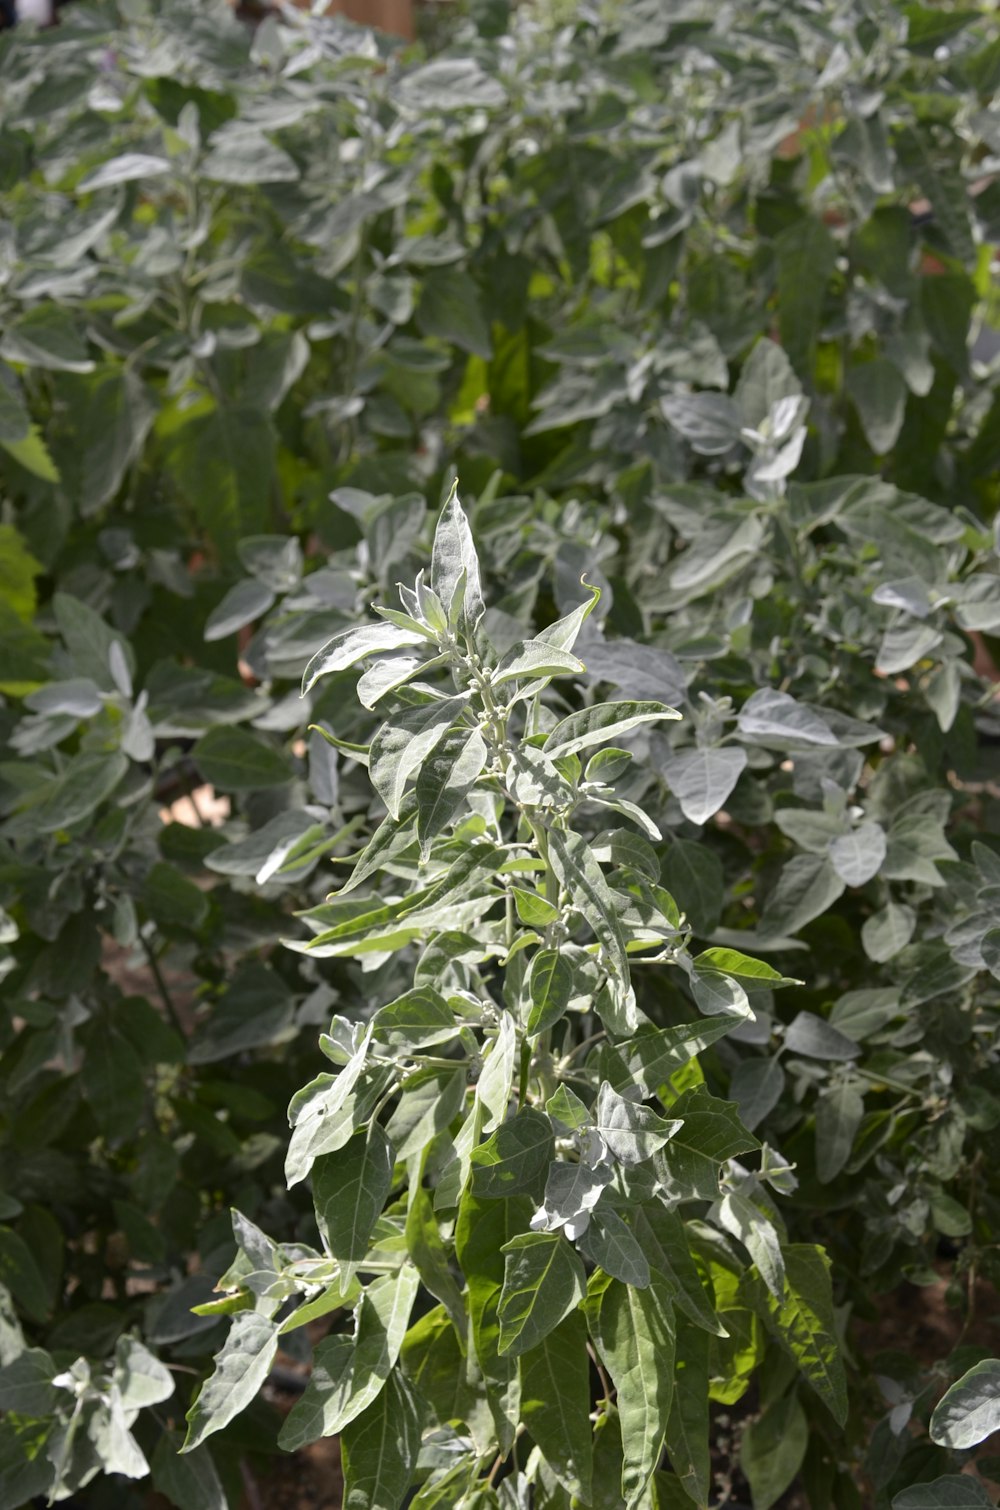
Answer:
xmin=1 ymin=0 xmax=1000 ymax=1506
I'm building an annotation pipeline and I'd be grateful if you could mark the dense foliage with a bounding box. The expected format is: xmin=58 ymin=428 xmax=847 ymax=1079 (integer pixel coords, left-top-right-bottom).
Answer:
xmin=2 ymin=0 xmax=1000 ymax=1506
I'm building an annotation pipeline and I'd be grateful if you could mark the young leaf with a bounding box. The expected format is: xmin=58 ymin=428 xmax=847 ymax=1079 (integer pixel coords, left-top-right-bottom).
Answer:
xmin=369 ymin=695 xmax=469 ymax=819
xmin=302 ymin=622 xmax=430 ymax=694
xmin=431 ymin=489 xmax=485 ymax=627
xmin=543 ymin=701 xmax=680 ymax=761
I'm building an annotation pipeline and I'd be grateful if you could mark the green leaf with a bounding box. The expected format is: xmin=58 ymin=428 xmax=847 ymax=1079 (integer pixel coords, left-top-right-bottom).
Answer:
xmin=740 ymin=1393 xmax=808 ymax=1510
xmin=415 ymin=725 xmax=488 ymax=849
xmin=815 ymin=1081 xmax=865 ymax=1185
xmin=526 ymin=949 xmax=575 ymax=1036
xmin=661 ymin=393 xmax=742 ymax=455
xmin=757 ymin=855 xmax=846 ymax=941
xmin=373 ymin=988 xmax=458 ymax=1053
xmin=10 ymin=750 xmax=128 ymax=836
xmin=861 ymin=901 xmax=915 ymax=962
xmin=548 ymin=828 xmax=629 ymax=984
xmin=0 ymin=1231 xmax=50 ymax=1323
xmin=369 ymin=695 xmax=469 ymax=820
xmin=663 ymin=840 xmax=724 ymax=936
xmin=471 ymin=1109 xmax=554 ymax=1200
xmin=152 ymin=1431 xmax=226 ymax=1510
xmin=491 ymin=639 xmax=584 ymax=686
xmin=520 ymin=1310 xmax=593 ymax=1499
xmin=694 ymin=948 xmax=797 ymax=987
xmin=81 ymin=1026 xmax=145 ymax=1143
xmin=313 ymin=1126 xmax=395 ymax=1262
xmin=204 ymin=579 xmax=276 ymax=641
xmin=543 ymin=702 xmax=680 ymax=761
xmin=664 ymin=1322 xmax=711 ymax=1507
xmin=580 ymin=1208 xmax=650 ymax=1288
xmin=79 ymin=151 xmax=172 ymax=190
xmin=405 ymin=1189 xmax=465 ymax=1336
xmin=775 ymin=217 xmax=837 ymax=376
xmin=632 ymin=1204 xmax=724 ymax=1337
xmin=497 ymin=1233 xmax=587 ymax=1357
xmin=742 ymin=1245 xmax=847 ymax=1425
xmin=0 ymin=306 xmax=94 ymax=373
xmin=892 ymin=1478 xmax=995 ymax=1509
xmin=456 ymin=1192 xmax=531 ymax=1451
xmin=0 ymin=1349 xmax=59 ymax=1416
xmin=897 ymin=126 xmax=975 ymax=265
xmin=930 ymin=1359 xmax=1000 ymax=1450
xmin=847 ymin=359 xmax=907 ymax=455
xmin=655 ymin=1088 xmax=759 ymax=1203
xmin=279 ymin=1265 xmax=419 ymax=1448
xmin=431 ymin=490 xmax=485 ymax=626
xmin=340 ymin=1369 xmax=422 ymax=1510
xmin=183 ymin=1313 xmax=280 ymax=1451
xmin=193 ymin=726 xmax=293 ymax=790
xmin=303 ymin=622 xmax=430 ymax=694
xmin=167 ymin=402 xmax=275 ymax=556
xmin=588 ymin=1271 xmax=676 ymax=1510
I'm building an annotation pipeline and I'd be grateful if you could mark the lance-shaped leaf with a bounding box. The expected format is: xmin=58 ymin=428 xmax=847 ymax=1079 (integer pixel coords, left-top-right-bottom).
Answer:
xmin=548 ymin=828 xmax=629 ymax=984
xmin=279 ymin=1264 xmax=419 ymax=1448
xmin=665 ymin=1322 xmax=712 ymax=1508
xmin=536 ymin=581 xmax=602 ymax=652
xmin=415 ymin=725 xmax=488 ymax=850
xmin=431 ymin=489 xmax=485 ymax=627
xmin=587 ymin=1271 xmax=676 ymax=1510
xmin=519 ymin=1310 xmax=593 ymax=1500
xmin=405 ymin=1187 xmax=465 ymax=1336
xmin=717 ymin=1193 xmax=784 ymax=1299
xmin=741 ymin=1245 xmax=847 ymax=1425
xmin=302 ymin=621 xmax=430 ymax=694
xmin=609 ymin=1019 xmax=748 ymax=1096
xmin=526 ymin=949 xmax=575 ymax=1036
xmin=340 ymin=1370 xmax=422 ymax=1510
xmin=497 ymin=1233 xmax=587 ymax=1357
xmin=471 ymin=1109 xmax=554 ymax=1200
xmin=456 ymin=1192 xmax=532 ymax=1451
xmin=543 ymin=701 xmax=680 ymax=761
xmin=313 ymin=1126 xmax=395 ymax=1262
xmin=740 ymin=1392 xmax=808 ymax=1510
xmin=491 ymin=639 xmax=584 ymax=686
xmin=594 ymin=1083 xmax=681 ymax=1166
xmin=369 ymin=695 xmax=469 ymax=819
xmin=183 ymin=1313 xmax=280 ymax=1451
xmin=632 ymin=1203 xmax=725 ymax=1337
